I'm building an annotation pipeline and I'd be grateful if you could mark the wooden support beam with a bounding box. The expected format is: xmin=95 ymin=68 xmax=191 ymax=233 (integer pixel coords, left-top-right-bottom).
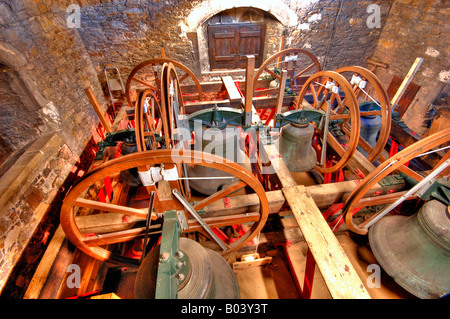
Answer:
xmin=282 ymin=185 xmax=371 ymax=299
xmin=23 ymin=226 xmax=67 ymax=299
xmin=244 ymin=55 xmax=255 ymax=126
xmin=221 ymin=76 xmax=242 ymax=102
xmin=259 ymin=136 xmax=297 ymax=189
xmin=85 ymin=88 xmax=112 ymax=133
xmin=391 ymin=57 xmax=423 ymax=111
xmin=275 ymin=70 xmax=287 ymax=115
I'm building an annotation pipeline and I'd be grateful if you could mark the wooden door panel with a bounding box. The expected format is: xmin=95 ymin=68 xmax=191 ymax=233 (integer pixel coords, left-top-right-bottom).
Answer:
xmin=208 ymin=23 xmax=265 ymax=70
xmin=208 ymin=25 xmax=237 ymax=70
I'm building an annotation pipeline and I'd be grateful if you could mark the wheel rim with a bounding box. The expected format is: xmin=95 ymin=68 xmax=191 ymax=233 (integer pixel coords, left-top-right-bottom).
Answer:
xmin=253 ymin=48 xmax=322 ymax=97
xmin=135 ymin=89 xmax=161 ymax=152
xmin=343 ymin=128 xmax=450 ymax=235
xmin=334 ymin=66 xmax=391 ymax=163
xmin=60 ymin=149 xmax=269 ymax=264
xmin=294 ymin=70 xmax=360 ymax=174
xmin=125 ymin=58 xmax=203 ymax=109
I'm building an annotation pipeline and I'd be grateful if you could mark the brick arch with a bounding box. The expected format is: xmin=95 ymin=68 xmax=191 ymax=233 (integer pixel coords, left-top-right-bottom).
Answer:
xmin=185 ymin=0 xmax=298 ymax=32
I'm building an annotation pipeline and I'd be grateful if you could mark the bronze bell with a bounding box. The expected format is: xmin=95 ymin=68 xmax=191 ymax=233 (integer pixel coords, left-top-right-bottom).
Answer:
xmin=186 ymin=127 xmax=251 ymax=195
xmin=368 ymin=200 xmax=450 ymax=298
xmin=279 ymin=121 xmax=317 ymax=172
xmin=134 ymin=238 xmax=240 ymax=299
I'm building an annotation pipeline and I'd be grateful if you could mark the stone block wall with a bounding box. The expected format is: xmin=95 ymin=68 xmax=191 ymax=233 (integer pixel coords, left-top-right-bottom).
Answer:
xmin=370 ymin=0 xmax=450 ymax=135
xmin=284 ymin=0 xmax=392 ymax=70
xmin=0 ymin=0 xmax=107 ymax=295
xmin=76 ymin=0 xmax=392 ymax=84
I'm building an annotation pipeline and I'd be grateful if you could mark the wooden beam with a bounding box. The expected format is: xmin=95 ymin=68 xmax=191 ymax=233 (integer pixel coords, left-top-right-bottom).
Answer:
xmin=259 ymin=138 xmax=297 ymax=189
xmin=244 ymin=55 xmax=255 ymax=126
xmin=275 ymin=70 xmax=287 ymax=115
xmin=85 ymin=88 xmax=112 ymax=133
xmin=74 ymin=198 xmax=150 ymax=219
xmin=391 ymin=57 xmax=423 ymax=111
xmin=23 ymin=226 xmax=67 ymax=299
xmin=283 ymin=185 xmax=371 ymax=299
xmin=221 ymin=76 xmax=243 ymax=102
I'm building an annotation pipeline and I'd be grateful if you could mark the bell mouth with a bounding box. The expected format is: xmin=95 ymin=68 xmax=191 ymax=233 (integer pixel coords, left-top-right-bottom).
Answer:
xmin=368 ymin=201 xmax=450 ymax=299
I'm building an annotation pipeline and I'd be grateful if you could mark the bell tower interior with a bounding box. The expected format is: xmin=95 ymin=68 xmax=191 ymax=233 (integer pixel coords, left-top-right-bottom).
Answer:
xmin=0 ymin=0 xmax=448 ymax=305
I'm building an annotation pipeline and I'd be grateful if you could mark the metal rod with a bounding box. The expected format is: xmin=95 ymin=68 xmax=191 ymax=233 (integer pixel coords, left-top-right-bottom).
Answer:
xmin=140 ymin=191 xmax=155 ymax=264
xmin=359 ymin=87 xmax=381 ymax=108
xmin=171 ymin=189 xmax=228 ymax=251
xmin=417 ymin=145 xmax=450 ymax=158
xmin=320 ymin=100 xmax=332 ymax=166
xmin=363 ymin=159 xmax=450 ymax=229
xmin=177 ymin=176 xmax=235 ymax=180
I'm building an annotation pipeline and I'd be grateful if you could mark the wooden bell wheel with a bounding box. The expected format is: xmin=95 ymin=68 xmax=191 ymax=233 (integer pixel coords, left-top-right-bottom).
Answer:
xmin=159 ymin=62 xmax=188 ymax=150
xmin=134 ymin=63 xmax=187 ymax=152
xmin=135 ymin=89 xmax=162 ymax=152
xmin=60 ymin=149 xmax=269 ymax=264
xmin=342 ymin=128 xmax=450 ymax=235
xmin=253 ymin=48 xmax=322 ymax=98
xmin=334 ymin=66 xmax=391 ymax=163
xmin=135 ymin=62 xmax=191 ymax=200
xmin=125 ymin=58 xmax=203 ymax=108
xmin=293 ymin=71 xmax=360 ymax=174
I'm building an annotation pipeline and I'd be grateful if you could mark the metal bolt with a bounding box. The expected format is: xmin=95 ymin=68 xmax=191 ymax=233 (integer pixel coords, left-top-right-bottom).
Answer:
xmin=176 ymin=273 xmax=185 ymax=281
xmin=175 ymin=250 xmax=183 ymax=258
xmin=160 ymin=252 xmax=170 ymax=261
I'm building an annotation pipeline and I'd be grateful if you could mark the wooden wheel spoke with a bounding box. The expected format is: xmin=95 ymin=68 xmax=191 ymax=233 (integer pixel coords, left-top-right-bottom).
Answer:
xmin=83 ymin=226 xmax=149 ymax=247
xmin=132 ymin=76 xmax=157 ymax=89
xmin=74 ymin=198 xmax=148 ymax=219
xmin=309 ymin=82 xmax=318 ymax=108
xmin=294 ymin=62 xmax=316 ymax=79
xmin=179 ymin=72 xmax=189 ymax=83
xmin=264 ymin=67 xmax=281 ymax=81
xmin=192 ymin=180 xmax=247 ymax=212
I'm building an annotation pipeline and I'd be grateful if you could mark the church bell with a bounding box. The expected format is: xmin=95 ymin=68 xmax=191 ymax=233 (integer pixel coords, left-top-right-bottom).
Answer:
xmin=134 ymin=237 xmax=240 ymax=299
xmin=368 ymin=200 xmax=450 ymax=298
xmin=186 ymin=127 xmax=251 ymax=195
xmin=279 ymin=121 xmax=317 ymax=172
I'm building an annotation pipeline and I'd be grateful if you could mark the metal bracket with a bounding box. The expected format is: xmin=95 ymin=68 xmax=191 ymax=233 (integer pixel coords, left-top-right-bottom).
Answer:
xmin=276 ymin=108 xmax=325 ymax=128
xmin=155 ymin=209 xmax=190 ymax=299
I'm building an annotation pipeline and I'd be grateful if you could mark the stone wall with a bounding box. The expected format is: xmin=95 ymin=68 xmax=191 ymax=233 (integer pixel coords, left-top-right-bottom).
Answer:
xmin=77 ymin=0 xmax=200 ymax=79
xmin=0 ymin=0 xmax=107 ymax=294
xmin=76 ymin=0 xmax=392 ymax=84
xmin=284 ymin=0 xmax=392 ymax=70
xmin=370 ymin=0 xmax=450 ymax=135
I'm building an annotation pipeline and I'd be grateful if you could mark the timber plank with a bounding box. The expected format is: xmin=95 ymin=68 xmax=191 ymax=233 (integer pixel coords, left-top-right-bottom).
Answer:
xmin=260 ymin=142 xmax=297 ymax=189
xmin=221 ymin=76 xmax=242 ymax=102
xmin=24 ymin=226 xmax=66 ymax=299
xmin=282 ymin=185 xmax=371 ymax=299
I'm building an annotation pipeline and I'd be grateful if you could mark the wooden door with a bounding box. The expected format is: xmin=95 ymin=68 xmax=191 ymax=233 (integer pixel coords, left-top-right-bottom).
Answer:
xmin=208 ymin=23 xmax=265 ymax=70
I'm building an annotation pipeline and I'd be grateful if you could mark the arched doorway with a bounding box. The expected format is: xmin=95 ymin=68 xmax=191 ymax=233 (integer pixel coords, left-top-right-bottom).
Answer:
xmin=185 ymin=0 xmax=298 ymax=75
